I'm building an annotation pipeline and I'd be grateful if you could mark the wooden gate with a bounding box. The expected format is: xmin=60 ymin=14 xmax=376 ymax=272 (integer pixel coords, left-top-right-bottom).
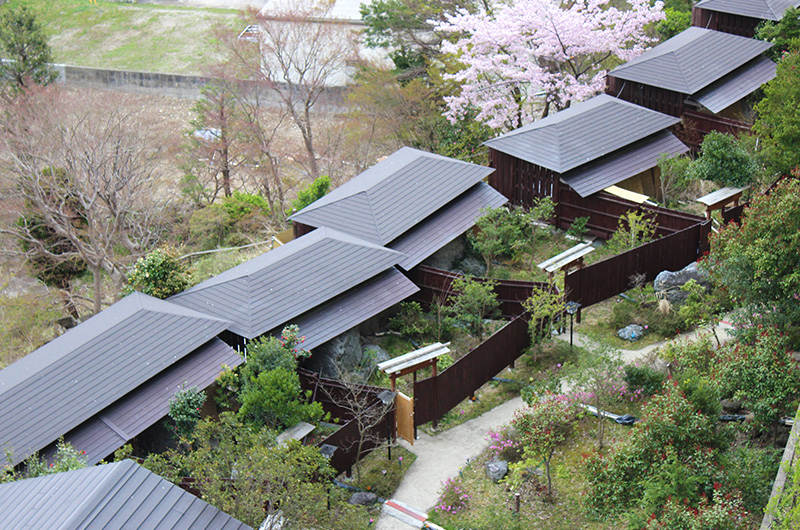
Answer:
xmin=396 ymin=392 xmax=414 ymax=445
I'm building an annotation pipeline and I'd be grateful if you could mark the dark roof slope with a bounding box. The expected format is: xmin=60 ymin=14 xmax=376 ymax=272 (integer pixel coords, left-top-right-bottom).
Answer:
xmin=168 ymin=227 xmax=405 ymax=339
xmin=562 ymin=132 xmax=689 ymax=197
xmin=390 ymin=183 xmax=508 ymax=270
xmin=293 ymin=269 xmax=419 ymax=350
xmin=484 ymin=94 xmax=680 ymax=174
xmin=50 ymin=338 xmax=242 ymax=465
xmin=289 ymin=147 xmax=495 ymax=245
xmin=0 ymin=293 xmax=230 ymax=467
xmin=693 ymin=55 xmax=776 ymax=113
xmin=0 ymin=460 xmax=252 ymax=530
xmin=608 ymin=27 xmax=772 ymax=94
xmin=694 ymin=0 xmax=800 ymax=20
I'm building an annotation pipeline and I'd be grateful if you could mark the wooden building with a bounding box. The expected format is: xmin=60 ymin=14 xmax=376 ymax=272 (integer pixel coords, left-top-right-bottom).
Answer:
xmin=485 ymin=95 xmax=692 ymax=238
xmin=606 ymin=27 xmax=775 ymax=141
xmin=692 ymin=0 xmax=800 ymax=37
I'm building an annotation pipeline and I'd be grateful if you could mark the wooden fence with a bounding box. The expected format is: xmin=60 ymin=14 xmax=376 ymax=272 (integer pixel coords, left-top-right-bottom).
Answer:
xmin=413 ymin=313 xmax=533 ymax=427
xmin=564 ymin=221 xmax=711 ymax=312
xmin=299 ymin=369 xmax=393 ymax=475
xmin=555 ymin=184 xmax=704 ymax=240
xmin=408 ymin=265 xmax=552 ymax=318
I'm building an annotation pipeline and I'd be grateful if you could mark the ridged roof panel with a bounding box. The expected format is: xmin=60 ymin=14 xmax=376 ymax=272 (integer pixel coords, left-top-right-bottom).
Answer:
xmin=290 ymin=147 xmax=494 ymax=244
xmin=609 ymin=27 xmax=772 ymax=94
xmin=484 ymin=95 xmax=680 ymax=173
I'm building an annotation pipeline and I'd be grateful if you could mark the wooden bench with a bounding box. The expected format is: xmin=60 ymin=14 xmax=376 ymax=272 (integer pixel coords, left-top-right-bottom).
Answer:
xmin=537 ymin=242 xmax=595 ymax=277
xmin=696 ymin=186 xmax=748 ymax=221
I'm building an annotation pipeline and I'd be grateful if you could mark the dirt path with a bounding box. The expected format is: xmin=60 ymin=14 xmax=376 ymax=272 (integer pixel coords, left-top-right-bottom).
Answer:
xmin=376 ymin=319 xmax=737 ymax=529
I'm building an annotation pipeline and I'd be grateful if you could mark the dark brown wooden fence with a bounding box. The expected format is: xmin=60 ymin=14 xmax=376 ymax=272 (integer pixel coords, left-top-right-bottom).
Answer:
xmin=413 ymin=313 xmax=532 ymax=427
xmin=408 ymin=265 xmax=551 ymax=318
xmin=299 ymin=369 xmax=392 ymax=475
xmin=564 ymin=221 xmax=711 ymax=310
xmin=555 ymin=184 xmax=704 ymax=240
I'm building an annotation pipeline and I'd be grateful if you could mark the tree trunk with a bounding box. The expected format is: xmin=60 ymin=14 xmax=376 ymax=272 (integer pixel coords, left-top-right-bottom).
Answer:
xmin=91 ymin=265 xmax=102 ymax=315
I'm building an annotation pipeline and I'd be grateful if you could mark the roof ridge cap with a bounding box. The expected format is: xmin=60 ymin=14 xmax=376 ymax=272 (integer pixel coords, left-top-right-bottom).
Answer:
xmin=55 ymin=461 xmax=133 ymax=530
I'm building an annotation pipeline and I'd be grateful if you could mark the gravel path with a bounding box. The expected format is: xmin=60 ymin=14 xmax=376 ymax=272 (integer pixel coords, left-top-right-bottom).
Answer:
xmin=376 ymin=319 xmax=736 ymax=529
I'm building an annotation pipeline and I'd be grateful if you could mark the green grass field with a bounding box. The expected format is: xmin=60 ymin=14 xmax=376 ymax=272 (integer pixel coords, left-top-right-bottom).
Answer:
xmin=2 ymin=0 xmax=242 ymax=74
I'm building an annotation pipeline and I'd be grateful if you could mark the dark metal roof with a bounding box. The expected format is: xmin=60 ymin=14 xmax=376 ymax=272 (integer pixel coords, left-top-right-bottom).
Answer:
xmin=291 ymin=268 xmax=419 ymax=350
xmin=289 ymin=147 xmax=495 ymax=245
xmin=484 ymin=94 xmax=680 ymax=174
xmin=0 ymin=293 xmax=231 ymax=467
xmin=389 ymin=183 xmax=508 ymax=270
xmin=692 ymin=55 xmax=776 ymax=113
xmin=0 ymin=459 xmax=252 ymax=530
xmin=695 ymin=0 xmax=800 ymax=20
xmin=609 ymin=27 xmax=772 ymax=94
xmin=169 ymin=227 xmax=404 ymax=339
xmin=562 ymin=132 xmax=690 ymax=198
xmin=47 ymin=338 xmax=242 ymax=465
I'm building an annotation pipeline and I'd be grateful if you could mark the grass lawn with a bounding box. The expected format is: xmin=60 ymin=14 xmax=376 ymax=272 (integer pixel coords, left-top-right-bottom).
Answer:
xmin=2 ymin=0 xmax=241 ymax=74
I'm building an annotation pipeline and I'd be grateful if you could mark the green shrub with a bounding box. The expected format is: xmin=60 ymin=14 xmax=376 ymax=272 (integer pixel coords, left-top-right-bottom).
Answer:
xmin=677 ymin=371 xmax=721 ymax=419
xmin=168 ymin=386 xmax=206 ymax=439
xmin=623 ymin=364 xmax=666 ymax=398
xmin=238 ymin=367 xmax=325 ymax=430
xmin=124 ymin=247 xmax=191 ymax=299
xmin=567 ymin=216 xmax=589 ymax=240
xmin=721 ymin=444 xmax=781 ymax=514
xmin=388 ymin=301 xmax=432 ymax=341
xmin=291 ymin=175 xmax=331 ymax=212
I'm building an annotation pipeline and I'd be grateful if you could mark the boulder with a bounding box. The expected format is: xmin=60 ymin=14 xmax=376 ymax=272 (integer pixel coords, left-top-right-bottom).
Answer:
xmin=485 ymin=456 xmax=508 ymax=483
xmin=618 ymin=324 xmax=644 ymax=341
xmin=362 ymin=343 xmax=390 ymax=364
xmin=349 ymin=491 xmax=379 ymax=506
xmin=423 ymin=236 xmax=466 ymax=270
xmin=720 ymin=398 xmax=742 ymax=414
xmin=303 ymin=328 xmax=363 ymax=378
xmin=654 ymin=262 xmax=710 ymax=303
xmin=456 ymin=256 xmax=487 ymax=277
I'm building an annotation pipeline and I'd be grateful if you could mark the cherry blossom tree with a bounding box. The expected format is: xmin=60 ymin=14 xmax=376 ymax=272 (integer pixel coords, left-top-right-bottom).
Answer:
xmin=436 ymin=0 xmax=664 ymax=129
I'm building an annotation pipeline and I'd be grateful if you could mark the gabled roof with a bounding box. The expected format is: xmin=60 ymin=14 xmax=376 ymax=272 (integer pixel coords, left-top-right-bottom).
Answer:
xmin=562 ymin=132 xmax=689 ymax=197
xmin=0 ymin=460 xmax=252 ymax=530
xmin=292 ymin=269 xmax=419 ymax=350
xmin=694 ymin=0 xmax=800 ymax=20
xmin=49 ymin=338 xmax=242 ymax=466
xmin=289 ymin=147 xmax=495 ymax=245
xmin=484 ymin=94 xmax=680 ymax=174
xmin=693 ymin=55 xmax=776 ymax=113
xmin=0 ymin=293 xmax=230 ymax=467
xmin=168 ymin=227 xmax=405 ymax=339
xmin=608 ymin=27 xmax=772 ymax=94
xmin=390 ymin=183 xmax=508 ymax=270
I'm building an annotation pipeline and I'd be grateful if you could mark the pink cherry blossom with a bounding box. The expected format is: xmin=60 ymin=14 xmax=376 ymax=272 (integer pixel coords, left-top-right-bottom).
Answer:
xmin=436 ymin=0 xmax=664 ymax=130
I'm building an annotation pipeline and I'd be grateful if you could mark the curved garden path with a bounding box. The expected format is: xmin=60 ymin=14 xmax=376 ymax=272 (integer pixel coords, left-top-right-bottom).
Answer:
xmin=376 ymin=319 xmax=736 ymax=529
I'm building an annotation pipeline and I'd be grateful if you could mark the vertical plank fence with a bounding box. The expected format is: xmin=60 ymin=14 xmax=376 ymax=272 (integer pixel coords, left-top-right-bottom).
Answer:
xmin=564 ymin=221 xmax=711 ymax=309
xmin=413 ymin=313 xmax=533 ymax=427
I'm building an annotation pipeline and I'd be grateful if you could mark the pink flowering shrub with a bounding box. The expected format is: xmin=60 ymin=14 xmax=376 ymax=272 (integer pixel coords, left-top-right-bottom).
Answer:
xmin=434 ymin=477 xmax=471 ymax=515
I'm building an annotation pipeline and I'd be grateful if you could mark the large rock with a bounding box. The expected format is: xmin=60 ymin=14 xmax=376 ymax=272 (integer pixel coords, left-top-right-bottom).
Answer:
xmin=304 ymin=328 xmax=363 ymax=378
xmin=456 ymin=256 xmax=487 ymax=277
xmin=423 ymin=236 xmax=466 ymax=271
xmin=259 ymin=511 xmax=286 ymax=530
xmin=485 ymin=456 xmax=508 ymax=483
xmin=362 ymin=343 xmax=390 ymax=364
xmin=349 ymin=491 xmax=378 ymax=506
xmin=618 ymin=324 xmax=644 ymax=341
xmin=654 ymin=262 xmax=710 ymax=303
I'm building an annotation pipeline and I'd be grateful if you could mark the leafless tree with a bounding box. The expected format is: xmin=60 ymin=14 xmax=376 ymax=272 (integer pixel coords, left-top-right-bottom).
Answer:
xmin=323 ymin=367 xmax=394 ymax=482
xmin=0 ymin=87 xmax=167 ymax=314
xmin=222 ymin=1 xmax=359 ymax=180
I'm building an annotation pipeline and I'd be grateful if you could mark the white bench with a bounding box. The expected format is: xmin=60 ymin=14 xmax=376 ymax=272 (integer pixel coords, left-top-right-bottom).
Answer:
xmin=537 ymin=242 xmax=595 ymax=275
